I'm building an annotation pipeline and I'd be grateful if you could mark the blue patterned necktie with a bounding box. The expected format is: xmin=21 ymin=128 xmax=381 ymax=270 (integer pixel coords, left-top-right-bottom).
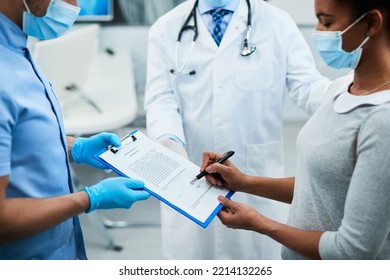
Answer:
xmin=210 ymin=9 xmax=231 ymax=46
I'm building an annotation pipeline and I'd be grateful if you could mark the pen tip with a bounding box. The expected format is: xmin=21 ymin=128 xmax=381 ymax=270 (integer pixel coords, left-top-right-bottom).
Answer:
xmin=190 ymin=178 xmax=197 ymax=184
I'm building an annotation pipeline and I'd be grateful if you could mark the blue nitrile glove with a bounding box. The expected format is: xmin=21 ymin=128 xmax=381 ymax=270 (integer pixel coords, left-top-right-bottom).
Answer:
xmin=83 ymin=177 xmax=150 ymax=213
xmin=72 ymin=132 xmax=121 ymax=169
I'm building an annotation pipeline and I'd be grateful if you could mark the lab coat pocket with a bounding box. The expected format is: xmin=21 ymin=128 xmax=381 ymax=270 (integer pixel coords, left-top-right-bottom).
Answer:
xmin=234 ymin=48 xmax=273 ymax=91
xmin=246 ymin=141 xmax=283 ymax=177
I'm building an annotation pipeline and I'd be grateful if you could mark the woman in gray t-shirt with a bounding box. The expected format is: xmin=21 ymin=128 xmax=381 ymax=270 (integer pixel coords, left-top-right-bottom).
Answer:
xmin=201 ymin=0 xmax=390 ymax=259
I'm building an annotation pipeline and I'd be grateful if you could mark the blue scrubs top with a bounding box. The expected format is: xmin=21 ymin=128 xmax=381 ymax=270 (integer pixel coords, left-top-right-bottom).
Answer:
xmin=0 ymin=13 xmax=87 ymax=260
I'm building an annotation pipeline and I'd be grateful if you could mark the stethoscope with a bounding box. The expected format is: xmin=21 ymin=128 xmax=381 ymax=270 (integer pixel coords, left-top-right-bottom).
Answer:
xmin=170 ymin=0 xmax=256 ymax=75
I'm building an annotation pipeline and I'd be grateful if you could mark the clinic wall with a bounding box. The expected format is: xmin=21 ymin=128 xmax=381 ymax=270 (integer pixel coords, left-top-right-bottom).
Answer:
xmin=269 ymin=0 xmax=317 ymax=25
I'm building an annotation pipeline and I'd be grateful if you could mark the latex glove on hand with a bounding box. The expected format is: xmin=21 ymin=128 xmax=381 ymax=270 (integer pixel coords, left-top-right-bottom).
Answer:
xmin=157 ymin=137 xmax=188 ymax=159
xmin=72 ymin=132 xmax=121 ymax=169
xmin=83 ymin=177 xmax=150 ymax=213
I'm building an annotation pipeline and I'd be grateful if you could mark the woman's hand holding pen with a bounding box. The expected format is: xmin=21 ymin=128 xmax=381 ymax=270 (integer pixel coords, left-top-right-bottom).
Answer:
xmin=201 ymin=152 xmax=269 ymax=233
xmin=200 ymin=151 xmax=248 ymax=192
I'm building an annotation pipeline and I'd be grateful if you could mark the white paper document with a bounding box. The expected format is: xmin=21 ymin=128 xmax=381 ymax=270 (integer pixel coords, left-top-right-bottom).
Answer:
xmin=96 ymin=130 xmax=233 ymax=228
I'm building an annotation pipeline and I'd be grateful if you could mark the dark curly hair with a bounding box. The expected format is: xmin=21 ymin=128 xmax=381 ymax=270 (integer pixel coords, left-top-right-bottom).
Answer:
xmin=335 ymin=0 xmax=390 ymax=35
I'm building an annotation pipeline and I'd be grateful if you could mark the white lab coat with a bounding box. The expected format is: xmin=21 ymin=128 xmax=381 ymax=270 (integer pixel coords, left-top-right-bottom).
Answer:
xmin=145 ymin=0 xmax=330 ymax=259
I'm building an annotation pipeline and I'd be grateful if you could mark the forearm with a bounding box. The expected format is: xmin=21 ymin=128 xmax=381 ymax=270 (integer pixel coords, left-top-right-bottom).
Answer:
xmin=145 ymin=27 xmax=186 ymax=142
xmin=66 ymin=136 xmax=76 ymax=162
xmin=218 ymin=195 xmax=322 ymax=259
xmin=0 ymin=191 xmax=89 ymax=243
xmin=242 ymin=176 xmax=295 ymax=204
xmin=255 ymin=215 xmax=323 ymax=259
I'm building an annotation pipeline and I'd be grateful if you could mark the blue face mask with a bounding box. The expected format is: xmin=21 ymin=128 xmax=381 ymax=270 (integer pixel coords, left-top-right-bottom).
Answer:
xmin=23 ymin=0 xmax=80 ymax=40
xmin=313 ymin=13 xmax=369 ymax=69
xmin=205 ymin=0 xmax=232 ymax=8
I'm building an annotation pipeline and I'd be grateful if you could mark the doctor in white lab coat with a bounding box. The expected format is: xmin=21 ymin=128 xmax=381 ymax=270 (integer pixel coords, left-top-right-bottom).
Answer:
xmin=145 ymin=0 xmax=330 ymax=259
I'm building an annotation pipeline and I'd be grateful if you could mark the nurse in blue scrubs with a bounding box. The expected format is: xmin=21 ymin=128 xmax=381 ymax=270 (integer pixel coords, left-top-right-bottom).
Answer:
xmin=0 ymin=0 xmax=150 ymax=260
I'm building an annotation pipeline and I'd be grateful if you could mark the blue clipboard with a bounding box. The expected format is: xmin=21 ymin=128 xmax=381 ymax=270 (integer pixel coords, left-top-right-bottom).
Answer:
xmin=94 ymin=130 xmax=234 ymax=228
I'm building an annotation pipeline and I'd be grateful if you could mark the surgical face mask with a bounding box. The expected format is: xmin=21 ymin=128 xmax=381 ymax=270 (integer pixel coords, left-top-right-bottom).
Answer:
xmin=313 ymin=13 xmax=369 ymax=69
xmin=23 ymin=0 xmax=81 ymax=40
xmin=205 ymin=0 xmax=232 ymax=8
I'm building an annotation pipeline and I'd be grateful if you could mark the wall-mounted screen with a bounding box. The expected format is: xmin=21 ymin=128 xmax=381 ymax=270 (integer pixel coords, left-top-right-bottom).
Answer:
xmin=77 ymin=0 xmax=114 ymax=22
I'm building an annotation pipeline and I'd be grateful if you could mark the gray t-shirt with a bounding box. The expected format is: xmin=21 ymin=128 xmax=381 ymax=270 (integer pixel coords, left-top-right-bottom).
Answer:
xmin=282 ymin=75 xmax=390 ymax=259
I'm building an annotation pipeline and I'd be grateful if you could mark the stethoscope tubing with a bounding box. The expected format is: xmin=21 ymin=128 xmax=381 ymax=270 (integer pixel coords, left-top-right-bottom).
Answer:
xmin=174 ymin=40 xmax=196 ymax=74
xmin=172 ymin=0 xmax=253 ymax=75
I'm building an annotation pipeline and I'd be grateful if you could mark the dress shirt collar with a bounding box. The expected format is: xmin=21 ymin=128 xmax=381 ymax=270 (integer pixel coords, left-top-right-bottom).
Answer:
xmin=0 ymin=12 xmax=27 ymax=51
xmin=198 ymin=0 xmax=241 ymax=15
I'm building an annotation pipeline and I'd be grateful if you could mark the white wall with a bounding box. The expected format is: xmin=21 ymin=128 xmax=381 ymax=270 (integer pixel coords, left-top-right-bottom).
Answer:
xmin=269 ymin=0 xmax=316 ymax=25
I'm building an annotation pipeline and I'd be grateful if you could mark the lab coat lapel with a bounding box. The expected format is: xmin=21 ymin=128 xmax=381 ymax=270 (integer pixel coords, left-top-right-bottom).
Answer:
xmin=219 ymin=0 xmax=247 ymax=49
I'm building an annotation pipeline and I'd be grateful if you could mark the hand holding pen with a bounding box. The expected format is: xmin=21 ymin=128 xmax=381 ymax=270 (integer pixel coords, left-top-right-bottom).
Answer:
xmin=191 ymin=151 xmax=235 ymax=184
xmin=196 ymin=150 xmax=247 ymax=191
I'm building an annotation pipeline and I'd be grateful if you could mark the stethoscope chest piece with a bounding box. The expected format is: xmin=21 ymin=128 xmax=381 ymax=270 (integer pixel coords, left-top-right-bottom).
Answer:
xmin=240 ymin=1 xmax=256 ymax=57
xmin=241 ymin=38 xmax=256 ymax=56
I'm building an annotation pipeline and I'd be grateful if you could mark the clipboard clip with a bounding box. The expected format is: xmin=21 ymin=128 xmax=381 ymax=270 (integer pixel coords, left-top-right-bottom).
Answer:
xmin=107 ymin=134 xmax=137 ymax=154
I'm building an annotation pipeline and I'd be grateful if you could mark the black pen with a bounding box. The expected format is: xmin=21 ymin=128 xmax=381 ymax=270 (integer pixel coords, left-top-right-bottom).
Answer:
xmin=190 ymin=151 xmax=235 ymax=184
